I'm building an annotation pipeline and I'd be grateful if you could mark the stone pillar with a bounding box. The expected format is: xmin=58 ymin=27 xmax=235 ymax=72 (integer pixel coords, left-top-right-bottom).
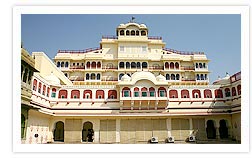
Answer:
xmin=116 ymin=119 xmax=121 ymax=143
xmin=189 ymin=118 xmax=193 ymax=135
xmin=166 ymin=118 xmax=172 ymax=137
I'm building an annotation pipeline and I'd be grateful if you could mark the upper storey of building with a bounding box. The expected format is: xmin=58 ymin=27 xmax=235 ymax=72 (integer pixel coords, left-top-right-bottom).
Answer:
xmin=54 ymin=21 xmax=210 ymax=85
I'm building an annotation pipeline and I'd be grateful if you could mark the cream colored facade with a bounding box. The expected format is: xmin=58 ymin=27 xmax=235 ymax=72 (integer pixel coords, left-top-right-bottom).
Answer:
xmin=22 ymin=22 xmax=241 ymax=144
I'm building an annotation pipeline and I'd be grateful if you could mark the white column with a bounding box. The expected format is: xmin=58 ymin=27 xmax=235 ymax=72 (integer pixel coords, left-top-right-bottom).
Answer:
xmin=116 ymin=119 xmax=121 ymax=143
xmin=166 ymin=118 xmax=172 ymax=137
xmin=67 ymin=89 xmax=71 ymax=99
xmin=189 ymin=118 xmax=193 ymax=135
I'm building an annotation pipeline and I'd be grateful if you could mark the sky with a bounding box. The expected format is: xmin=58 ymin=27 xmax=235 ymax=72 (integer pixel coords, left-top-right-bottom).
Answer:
xmin=21 ymin=14 xmax=241 ymax=83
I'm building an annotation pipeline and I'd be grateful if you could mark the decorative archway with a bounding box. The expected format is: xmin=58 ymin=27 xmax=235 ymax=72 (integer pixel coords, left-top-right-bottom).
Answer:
xmin=206 ymin=120 xmax=216 ymax=139
xmin=82 ymin=121 xmax=94 ymax=142
xmin=53 ymin=121 xmax=64 ymax=142
xmin=219 ymin=119 xmax=228 ymax=139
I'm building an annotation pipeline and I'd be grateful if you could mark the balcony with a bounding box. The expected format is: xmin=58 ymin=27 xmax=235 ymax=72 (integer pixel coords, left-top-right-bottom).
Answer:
xmin=70 ymin=66 xmax=85 ymax=70
xmin=102 ymin=35 xmax=118 ymax=39
xmin=148 ymin=66 xmax=164 ymax=70
xmin=181 ymin=79 xmax=196 ymax=82
xmin=181 ymin=66 xmax=195 ymax=71
xmin=148 ymin=36 xmax=162 ymax=40
xmin=102 ymin=65 xmax=118 ymax=70
xmin=58 ymin=47 xmax=101 ymax=54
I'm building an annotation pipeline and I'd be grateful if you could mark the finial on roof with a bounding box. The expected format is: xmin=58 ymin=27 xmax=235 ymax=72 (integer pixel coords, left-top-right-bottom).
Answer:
xmin=130 ymin=16 xmax=135 ymax=23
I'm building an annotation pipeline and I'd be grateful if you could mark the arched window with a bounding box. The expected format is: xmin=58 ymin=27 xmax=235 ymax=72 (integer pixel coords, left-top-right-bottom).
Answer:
xmin=225 ymin=88 xmax=231 ymax=97
xmin=142 ymin=62 xmax=148 ymax=68
xmin=119 ymin=62 xmax=124 ymax=68
xmin=215 ymin=89 xmax=223 ymax=98
xmin=171 ymin=74 xmax=175 ymax=80
xmin=21 ymin=65 xmax=24 ymax=78
xmin=204 ymin=89 xmax=212 ymax=98
xmin=237 ymin=85 xmax=241 ymax=95
xmin=205 ymin=74 xmax=208 ymax=80
xmin=61 ymin=62 xmax=64 ymax=67
xmin=195 ymin=63 xmax=198 ymax=68
xmin=137 ymin=62 xmax=141 ymax=69
xmin=170 ymin=62 xmax=174 ymax=69
xmin=131 ymin=62 xmax=136 ymax=68
xmin=108 ymin=90 xmax=117 ymax=99
xmin=82 ymin=122 xmax=94 ymax=142
xmin=197 ymin=74 xmax=200 ymax=80
xmin=91 ymin=73 xmax=96 ymax=80
xmin=42 ymin=85 xmax=46 ymax=95
xmin=47 ymin=87 xmax=50 ymax=97
xmin=120 ymin=30 xmax=124 ymax=36
xmin=96 ymin=90 xmax=105 ymax=99
xmin=58 ymin=90 xmax=68 ymax=99
xmin=176 ymin=74 xmax=180 ymax=80
xmin=166 ymin=74 xmax=170 ymax=80
xmin=175 ymin=62 xmax=179 ymax=69
xmin=169 ymin=90 xmax=178 ymax=98
xmin=199 ymin=63 xmax=203 ymax=68
xmin=126 ymin=62 xmax=130 ymax=69
xmin=27 ymin=71 xmax=32 ymax=85
xmin=181 ymin=89 xmax=189 ymax=98
xmin=165 ymin=62 xmax=169 ymax=69
xmin=97 ymin=62 xmax=101 ymax=68
xmin=71 ymin=90 xmax=80 ymax=99
xmin=84 ymin=90 xmax=92 ymax=99
xmin=86 ymin=73 xmax=89 ymax=80
xmin=33 ymin=79 xmax=37 ymax=91
xmin=91 ymin=62 xmax=96 ymax=69
xmin=232 ymin=87 xmax=237 ymax=96
xmin=65 ymin=62 xmax=69 ymax=67
xmin=141 ymin=87 xmax=148 ymax=97
xmin=141 ymin=30 xmax=146 ymax=36
xmin=97 ymin=73 xmax=101 ymax=80
xmin=23 ymin=68 xmax=28 ymax=82
xmin=201 ymin=74 xmax=204 ymax=80
xmin=149 ymin=87 xmax=155 ymax=97
xmin=192 ymin=89 xmax=201 ymax=98
xmin=57 ymin=62 xmax=60 ymax=67
xmin=38 ymin=82 xmax=41 ymax=93
xmin=122 ymin=87 xmax=131 ymax=97
xmin=203 ymin=63 xmax=206 ymax=68
xmin=136 ymin=30 xmax=139 ymax=35
xmin=86 ymin=62 xmax=90 ymax=69
xmin=126 ymin=30 xmax=130 ymax=35
xmin=119 ymin=73 xmax=124 ymax=80
xmin=158 ymin=87 xmax=166 ymax=97
xmin=51 ymin=88 xmax=56 ymax=98
xmin=133 ymin=87 xmax=139 ymax=97
xmin=131 ymin=30 xmax=135 ymax=35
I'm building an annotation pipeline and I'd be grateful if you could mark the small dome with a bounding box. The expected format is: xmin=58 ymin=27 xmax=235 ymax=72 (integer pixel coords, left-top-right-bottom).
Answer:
xmin=121 ymin=74 xmax=131 ymax=81
xmin=156 ymin=74 xmax=166 ymax=81
xmin=44 ymin=72 xmax=60 ymax=85
xmin=119 ymin=23 xmax=125 ymax=26
xmin=140 ymin=24 xmax=147 ymax=27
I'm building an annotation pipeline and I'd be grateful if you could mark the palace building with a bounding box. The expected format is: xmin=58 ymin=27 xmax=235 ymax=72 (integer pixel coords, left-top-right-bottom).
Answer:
xmin=21 ymin=21 xmax=241 ymax=144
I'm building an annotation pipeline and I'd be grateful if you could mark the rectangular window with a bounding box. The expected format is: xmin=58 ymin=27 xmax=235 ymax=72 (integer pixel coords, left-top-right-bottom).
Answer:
xmin=159 ymin=90 xmax=165 ymax=97
xmin=134 ymin=91 xmax=139 ymax=97
xmin=110 ymin=95 xmax=114 ymax=99
xmin=150 ymin=91 xmax=155 ymax=97
xmin=73 ymin=95 xmax=77 ymax=99
xmin=98 ymin=95 xmax=102 ymax=99
xmin=61 ymin=95 xmax=65 ymax=99
xmin=38 ymin=88 xmax=41 ymax=93
xmin=85 ymin=94 xmax=90 ymax=99
xmin=123 ymin=90 xmax=129 ymax=97
xmin=51 ymin=93 xmax=56 ymax=98
xmin=120 ymin=46 xmax=125 ymax=52
xmin=142 ymin=91 xmax=147 ymax=97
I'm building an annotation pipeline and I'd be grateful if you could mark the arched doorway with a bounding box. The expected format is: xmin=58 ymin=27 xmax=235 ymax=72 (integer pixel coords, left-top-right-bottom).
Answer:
xmin=21 ymin=114 xmax=25 ymax=139
xmin=206 ymin=120 xmax=216 ymax=139
xmin=219 ymin=119 xmax=228 ymax=139
xmin=82 ymin=122 xmax=94 ymax=142
xmin=53 ymin=121 xmax=64 ymax=142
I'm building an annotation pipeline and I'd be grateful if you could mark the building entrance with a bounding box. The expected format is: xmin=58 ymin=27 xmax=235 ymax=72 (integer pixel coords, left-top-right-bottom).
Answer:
xmin=82 ymin=122 xmax=94 ymax=142
xmin=219 ymin=119 xmax=228 ymax=139
xmin=206 ymin=120 xmax=216 ymax=139
xmin=54 ymin=121 xmax=64 ymax=142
